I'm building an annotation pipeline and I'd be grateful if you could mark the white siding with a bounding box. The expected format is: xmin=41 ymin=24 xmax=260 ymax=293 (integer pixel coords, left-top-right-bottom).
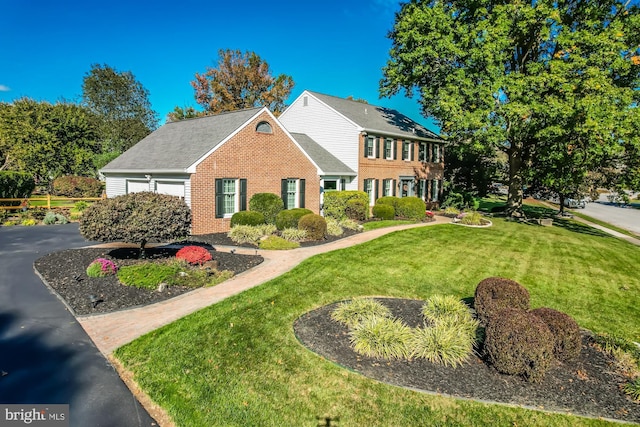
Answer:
xmin=104 ymin=174 xmax=191 ymax=207
xmin=127 ymin=180 xmax=151 ymax=193
xmin=156 ymin=181 xmax=185 ymax=198
xmin=280 ymin=93 xmax=360 ymax=187
xmin=105 ymin=176 xmax=126 ymax=197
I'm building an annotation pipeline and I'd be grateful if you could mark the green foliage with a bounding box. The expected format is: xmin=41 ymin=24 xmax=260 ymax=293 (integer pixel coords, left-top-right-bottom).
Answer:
xmin=275 ymin=208 xmax=312 ymax=230
xmin=248 ymin=193 xmax=283 ymax=225
xmin=443 ymin=206 xmax=460 ymax=217
xmin=280 ymin=227 xmax=307 ymax=242
xmin=86 ymin=258 xmax=118 ymax=278
xmin=474 ymin=277 xmax=530 ymax=325
xmin=381 ymin=0 xmax=640 ymax=217
xmin=338 ymin=218 xmax=361 ymax=231
xmin=258 ymin=235 xmax=300 ymax=250
xmin=372 ymin=203 xmax=395 ymax=220
xmin=325 ymin=218 xmax=344 ymax=236
xmin=298 ymin=213 xmax=327 ymax=241
xmin=484 ymin=308 xmax=555 ymax=382
xmin=74 ymin=201 xmax=89 ymax=211
xmin=623 ymin=378 xmax=640 ymax=401
xmin=82 ymin=64 xmax=158 ymax=153
xmin=422 ymin=295 xmax=474 ymax=327
xmin=117 ymin=260 xmax=186 ymax=289
xmin=331 ymin=298 xmax=392 ymax=328
xmin=0 ymin=99 xmax=100 ymax=183
xmin=230 ymin=210 xmax=265 ymax=227
xmin=228 ymin=224 xmax=276 ymax=245
xmin=459 ymin=211 xmax=487 ymax=226
xmin=530 ymin=307 xmax=581 ymax=362
xmin=395 ymin=197 xmax=426 ymax=220
xmin=43 ymin=211 xmax=68 ymax=225
xmin=410 ymin=320 xmax=476 ymax=367
xmin=0 ymin=171 xmax=35 ymax=204
xmin=345 ymin=198 xmax=368 ymax=221
xmin=323 ymin=191 xmax=369 ymax=220
xmin=52 ymin=176 xmax=103 ymax=197
xmin=375 ymin=196 xmax=399 ymax=208
xmin=350 ymin=316 xmax=413 ymax=360
xmin=79 ymin=192 xmax=191 ymax=250
xmin=21 ymin=218 xmax=37 ymax=226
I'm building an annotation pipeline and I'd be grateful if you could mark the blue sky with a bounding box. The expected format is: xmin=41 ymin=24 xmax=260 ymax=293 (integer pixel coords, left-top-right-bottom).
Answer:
xmin=0 ymin=0 xmax=439 ymax=131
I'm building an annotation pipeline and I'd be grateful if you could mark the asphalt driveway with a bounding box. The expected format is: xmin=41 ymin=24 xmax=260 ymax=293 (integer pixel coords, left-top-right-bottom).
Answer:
xmin=0 ymin=224 xmax=156 ymax=427
xmin=581 ymin=196 xmax=640 ymax=235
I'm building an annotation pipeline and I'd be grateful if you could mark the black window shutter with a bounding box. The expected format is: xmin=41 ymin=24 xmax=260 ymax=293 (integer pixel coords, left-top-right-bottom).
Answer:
xmin=393 ymin=140 xmax=398 ymax=160
xmin=299 ymin=179 xmax=305 ymax=208
xmin=410 ymin=142 xmax=415 ymax=161
xmin=363 ymin=136 xmax=368 ymax=157
xmin=375 ymin=179 xmax=379 ymax=202
xmin=239 ymin=179 xmax=247 ymax=211
xmin=375 ymin=137 xmax=380 ymax=158
xmin=440 ymin=145 xmax=444 ymax=162
xmin=392 ymin=179 xmax=397 ymax=196
xmin=215 ymin=179 xmax=223 ymax=218
xmin=281 ymin=179 xmax=288 ymax=209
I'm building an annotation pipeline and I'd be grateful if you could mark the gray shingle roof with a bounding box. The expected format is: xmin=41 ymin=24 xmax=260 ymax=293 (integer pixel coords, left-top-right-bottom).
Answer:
xmin=308 ymin=91 xmax=443 ymax=141
xmin=101 ymin=107 xmax=263 ymax=173
xmin=289 ymin=133 xmax=356 ymax=176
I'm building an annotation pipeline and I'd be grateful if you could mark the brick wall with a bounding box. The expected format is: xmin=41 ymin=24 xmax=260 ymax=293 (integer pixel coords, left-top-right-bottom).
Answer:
xmin=190 ymin=111 xmax=320 ymax=234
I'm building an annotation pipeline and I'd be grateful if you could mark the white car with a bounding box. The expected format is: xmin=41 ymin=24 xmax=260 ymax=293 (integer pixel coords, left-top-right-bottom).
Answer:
xmin=564 ymin=198 xmax=586 ymax=209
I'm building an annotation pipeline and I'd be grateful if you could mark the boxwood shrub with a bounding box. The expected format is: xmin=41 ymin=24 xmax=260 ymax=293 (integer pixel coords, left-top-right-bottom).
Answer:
xmin=248 ymin=193 xmax=283 ymax=224
xmin=230 ymin=210 xmax=265 ymax=227
xmin=395 ymin=197 xmax=426 ymax=220
xmin=474 ymin=277 xmax=530 ymax=325
xmin=484 ymin=308 xmax=555 ymax=382
xmin=323 ymin=191 xmax=369 ymax=220
xmin=531 ymin=307 xmax=582 ymax=362
xmin=275 ymin=208 xmax=312 ymax=230
xmin=298 ymin=213 xmax=327 ymax=241
xmin=372 ymin=204 xmax=395 ymax=220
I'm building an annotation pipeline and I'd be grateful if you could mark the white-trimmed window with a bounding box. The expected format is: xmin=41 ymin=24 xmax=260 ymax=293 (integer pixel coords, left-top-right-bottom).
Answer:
xmin=215 ymin=178 xmax=246 ymax=218
xmin=431 ymin=179 xmax=440 ymax=201
xmin=400 ymin=178 xmax=415 ymax=197
xmin=384 ymin=138 xmax=394 ymax=159
xmin=417 ymin=179 xmax=427 ymax=200
xmin=364 ymin=178 xmax=377 ymax=205
xmin=402 ymin=140 xmax=413 ymax=161
xmin=256 ymin=121 xmax=273 ymax=134
xmin=419 ymin=143 xmax=428 ymax=162
xmin=383 ymin=179 xmax=393 ymax=197
xmin=365 ymin=136 xmax=376 ymax=158
xmin=432 ymin=144 xmax=441 ymax=163
xmin=281 ymin=178 xmax=306 ymax=209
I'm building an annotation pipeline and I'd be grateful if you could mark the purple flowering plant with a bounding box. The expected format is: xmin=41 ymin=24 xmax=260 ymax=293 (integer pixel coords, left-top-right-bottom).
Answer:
xmin=86 ymin=258 xmax=118 ymax=278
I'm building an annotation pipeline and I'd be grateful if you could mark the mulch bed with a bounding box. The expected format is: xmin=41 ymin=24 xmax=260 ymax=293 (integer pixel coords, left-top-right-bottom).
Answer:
xmin=294 ymin=298 xmax=640 ymax=424
xmin=187 ymin=228 xmax=362 ymax=248
xmin=35 ymin=241 xmax=263 ymax=316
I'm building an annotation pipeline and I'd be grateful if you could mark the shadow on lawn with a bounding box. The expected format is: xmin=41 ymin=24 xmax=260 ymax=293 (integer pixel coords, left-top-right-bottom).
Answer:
xmin=551 ymin=218 xmax=612 ymax=238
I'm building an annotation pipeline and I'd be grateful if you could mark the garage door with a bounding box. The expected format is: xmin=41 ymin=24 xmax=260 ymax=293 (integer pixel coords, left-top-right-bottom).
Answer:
xmin=156 ymin=181 xmax=185 ymax=198
xmin=127 ymin=180 xmax=149 ymax=194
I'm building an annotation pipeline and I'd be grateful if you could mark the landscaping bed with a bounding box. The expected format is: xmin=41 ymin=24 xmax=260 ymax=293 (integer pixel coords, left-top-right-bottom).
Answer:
xmin=294 ymin=298 xmax=640 ymax=424
xmin=35 ymin=243 xmax=263 ymax=316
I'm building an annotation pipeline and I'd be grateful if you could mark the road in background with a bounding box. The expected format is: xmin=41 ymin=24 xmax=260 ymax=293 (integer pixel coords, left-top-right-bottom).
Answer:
xmin=580 ymin=194 xmax=640 ymax=236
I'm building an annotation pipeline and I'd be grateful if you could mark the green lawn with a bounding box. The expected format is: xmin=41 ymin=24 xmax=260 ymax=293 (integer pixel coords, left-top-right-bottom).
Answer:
xmin=115 ymin=219 xmax=640 ymax=426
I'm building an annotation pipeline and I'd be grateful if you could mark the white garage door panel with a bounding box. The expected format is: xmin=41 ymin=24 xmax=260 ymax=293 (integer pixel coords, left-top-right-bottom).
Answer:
xmin=127 ymin=180 xmax=149 ymax=194
xmin=156 ymin=181 xmax=185 ymax=198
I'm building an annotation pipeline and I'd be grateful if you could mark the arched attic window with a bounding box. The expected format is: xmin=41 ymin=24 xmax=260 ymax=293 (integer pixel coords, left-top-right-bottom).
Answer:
xmin=256 ymin=121 xmax=273 ymax=134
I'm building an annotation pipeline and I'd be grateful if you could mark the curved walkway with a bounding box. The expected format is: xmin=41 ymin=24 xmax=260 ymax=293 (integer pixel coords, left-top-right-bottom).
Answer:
xmin=78 ymin=216 xmax=452 ymax=355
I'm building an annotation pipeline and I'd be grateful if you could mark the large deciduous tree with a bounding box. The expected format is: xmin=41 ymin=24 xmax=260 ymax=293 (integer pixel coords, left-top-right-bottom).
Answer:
xmin=82 ymin=64 xmax=158 ymax=154
xmin=381 ymin=0 xmax=640 ymax=217
xmin=190 ymin=49 xmax=294 ymax=115
xmin=0 ymin=98 xmax=99 ymax=183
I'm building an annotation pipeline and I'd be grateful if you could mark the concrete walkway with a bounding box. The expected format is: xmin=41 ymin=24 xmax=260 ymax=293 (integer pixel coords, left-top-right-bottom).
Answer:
xmin=78 ymin=216 xmax=452 ymax=355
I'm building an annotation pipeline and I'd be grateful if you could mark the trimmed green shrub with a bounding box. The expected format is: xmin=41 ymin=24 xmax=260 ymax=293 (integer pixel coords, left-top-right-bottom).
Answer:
xmin=372 ymin=204 xmax=395 ymax=220
xmin=0 ymin=171 xmax=35 ymax=206
xmin=531 ymin=307 xmax=581 ymax=362
xmin=375 ymin=196 xmax=399 ymax=208
xmin=441 ymin=191 xmax=465 ymax=209
xmin=350 ymin=316 xmax=413 ymax=359
xmin=484 ymin=308 xmax=555 ymax=382
xmin=280 ymin=227 xmax=307 ymax=242
xmin=474 ymin=277 xmax=530 ymax=325
xmin=79 ymin=192 xmax=191 ymax=253
xmin=258 ymin=235 xmax=300 ymax=250
xmin=298 ymin=213 xmax=327 ymax=240
xmin=325 ymin=218 xmax=344 ymax=236
xmin=249 ymin=193 xmax=284 ymax=224
xmin=52 ymin=175 xmax=103 ymax=198
xmin=345 ymin=198 xmax=368 ymax=221
xmin=230 ymin=210 xmax=265 ymax=227
xmin=331 ymin=298 xmax=392 ymax=328
xmin=395 ymin=197 xmax=426 ymax=220
xmin=275 ymin=208 xmax=312 ymax=230
xmin=323 ymin=191 xmax=369 ymax=220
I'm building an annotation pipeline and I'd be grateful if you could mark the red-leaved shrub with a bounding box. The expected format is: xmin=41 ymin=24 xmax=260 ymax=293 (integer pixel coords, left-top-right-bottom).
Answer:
xmin=176 ymin=246 xmax=212 ymax=265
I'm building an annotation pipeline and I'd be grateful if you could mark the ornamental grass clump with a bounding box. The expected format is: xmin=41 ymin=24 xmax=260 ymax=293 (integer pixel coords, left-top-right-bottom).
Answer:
xmin=474 ymin=277 xmax=530 ymax=325
xmin=350 ymin=316 xmax=413 ymax=360
xmin=422 ymin=295 xmax=474 ymax=326
xmin=280 ymin=227 xmax=307 ymax=242
xmin=86 ymin=258 xmax=118 ymax=278
xmin=531 ymin=307 xmax=582 ymax=362
xmin=331 ymin=298 xmax=392 ymax=328
xmin=325 ymin=218 xmax=344 ymax=236
xmin=410 ymin=320 xmax=475 ymax=367
xmin=484 ymin=308 xmax=555 ymax=382
xmin=176 ymin=245 xmax=213 ymax=266
xmin=459 ymin=211 xmax=486 ymax=226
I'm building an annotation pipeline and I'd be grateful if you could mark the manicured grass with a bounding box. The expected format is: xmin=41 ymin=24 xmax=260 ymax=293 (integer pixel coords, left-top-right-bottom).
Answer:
xmin=115 ymin=219 xmax=639 ymax=426
xmin=362 ymin=219 xmax=416 ymax=231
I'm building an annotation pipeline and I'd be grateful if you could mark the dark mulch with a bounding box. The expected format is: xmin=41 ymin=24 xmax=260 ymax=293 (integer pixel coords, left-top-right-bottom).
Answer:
xmin=187 ymin=228 xmax=362 ymax=248
xmin=294 ymin=298 xmax=640 ymax=424
xmin=35 ymin=241 xmax=263 ymax=316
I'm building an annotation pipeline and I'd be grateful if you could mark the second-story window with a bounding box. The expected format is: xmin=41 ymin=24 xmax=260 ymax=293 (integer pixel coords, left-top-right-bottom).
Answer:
xmin=384 ymin=138 xmax=394 ymax=159
xmin=402 ymin=140 xmax=412 ymax=161
xmin=365 ymin=136 xmax=376 ymax=158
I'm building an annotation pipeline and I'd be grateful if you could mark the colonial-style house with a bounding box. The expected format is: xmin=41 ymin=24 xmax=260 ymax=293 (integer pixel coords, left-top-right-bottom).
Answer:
xmin=101 ymin=91 xmax=443 ymax=234
xmin=279 ymin=90 xmax=445 ymax=207
xmin=101 ymin=106 xmax=354 ymax=234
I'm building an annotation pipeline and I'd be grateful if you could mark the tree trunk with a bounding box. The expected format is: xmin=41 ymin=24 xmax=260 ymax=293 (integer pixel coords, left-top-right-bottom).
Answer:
xmin=506 ymin=144 xmax=524 ymax=218
xmin=558 ymin=193 xmax=565 ymax=216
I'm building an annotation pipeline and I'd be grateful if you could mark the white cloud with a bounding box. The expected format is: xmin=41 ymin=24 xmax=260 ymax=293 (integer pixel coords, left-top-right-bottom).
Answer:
xmin=0 ymin=85 xmax=10 ymax=92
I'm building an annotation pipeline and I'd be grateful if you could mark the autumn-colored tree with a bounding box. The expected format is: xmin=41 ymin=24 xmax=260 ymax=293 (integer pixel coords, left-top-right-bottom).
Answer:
xmin=381 ymin=0 xmax=640 ymax=217
xmin=191 ymin=49 xmax=294 ymax=115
